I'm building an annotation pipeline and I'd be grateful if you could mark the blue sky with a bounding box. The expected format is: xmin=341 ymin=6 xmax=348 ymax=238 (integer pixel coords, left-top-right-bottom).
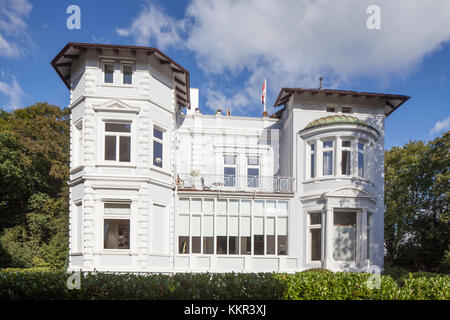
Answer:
xmin=0 ymin=0 xmax=449 ymax=149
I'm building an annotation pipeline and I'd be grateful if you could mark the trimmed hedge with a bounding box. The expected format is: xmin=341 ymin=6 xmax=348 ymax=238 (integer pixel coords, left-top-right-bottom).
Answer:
xmin=0 ymin=269 xmax=448 ymax=300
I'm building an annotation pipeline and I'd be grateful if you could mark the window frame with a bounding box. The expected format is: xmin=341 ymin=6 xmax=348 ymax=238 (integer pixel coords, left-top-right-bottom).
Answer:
xmin=103 ymin=120 xmax=132 ymax=163
xmin=341 ymin=107 xmax=352 ymax=114
xmin=102 ymin=201 xmax=131 ymax=251
xmin=223 ymin=154 xmax=237 ymax=187
xmin=246 ymin=155 xmax=260 ymax=188
xmin=152 ymin=125 xmax=165 ymax=169
xmin=73 ymin=119 xmax=83 ymax=168
xmin=307 ymin=212 xmax=323 ymax=263
xmin=120 ymin=61 xmax=134 ymax=85
xmin=322 ymin=139 xmax=334 ymax=176
xmin=102 ymin=60 xmax=115 ymax=84
xmin=341 ymin=139 xmax=352 ymax=176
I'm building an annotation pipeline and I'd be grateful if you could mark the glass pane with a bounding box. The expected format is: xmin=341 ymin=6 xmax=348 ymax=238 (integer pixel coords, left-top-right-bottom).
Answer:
xmin=327 ymin=107 xmax=336 ymax=112
xmin=358 ymin=152 xmax=364 ymax=177
xmin=153 ymin=128 xmax=163 ymax=140
xmin=342 ymin=107 xmax=352 ymax=113
xmin=104 ymin=219 xmax=130 ymax=249
xmin=105 ymin=123 xmax=131 ymax=133
xmin=277 ymin=201 xmax=288 ymax=215
xmin=254 ymin=235 xmax=264 ymax=255
xmin=310 ymin=212 xmax=322 ymax=225
xmin=278 ymin=235 xmax=288 ymax=255
xmin=153 ymin=141 xmax=163 ymax=167
xmin=310 ymin=143 xmax=315 ymax=151
xmin=311 ymin=229 xmax=321 ymax=261
xmin=119 ymin=136 xmax=131 ymax=162
xmin=191 ymin=215 xmax=201 ymax=236
xmin=224 ymin=155 xmax=236 ymax=165
xmin=229 ymin=236 xmax=239 ymax=254
xmin=323 ymin=151 xmax=333 ymax=175
xmin=266 ymin=235 xmax=275 ymax=254
xmin=266 ymin=200 xmax=276 ymax=214
xmin=228 ymin=216 xmax=239 ymax=236
xmin=247 ymin=168 xmax=259 ymax=176
xmin=334 ymin=212 xmax=357 ymax=226
xmin=311 ymin=154 xmax=315 ymax=178
xmin=254 ymin=216 xmax=264 ymax=234
xmin=104 ymin=64 xmax=114 ymax=83
xmin=358 ymin=142 xmax=364 ymax=150
xmin=266 ymin=217 xmax=275 ymax=235
xmin=216 ymin=236 xmax=227 ymax=254
xmin=224 ymin=167 xmax=236 ymax=176
xmin=123 ymin=65 xmax=132 ymax=84
xmin=104 ymin=203 xmax=130 ymax=215
xmin=217 ymin=200 xmax=227 ymax=213
xmin=178 ymin=215 xmax=189 ymax=236
xmin=105 ymin=135 xmax=116 ymax=160
xmin=203 ymin=215 xmax=214 ymax=237
xmin=191 ymin=198 xmax=202 ymax=213
xmin=179 ymin=236 xmax=189 ymax=254
xmin=179 ymin=198 xmax=189 ymax=213
xmin=229 ymin=200 xmax=239 ymax=214
xmin=204 ymin=199 xmax=214 ymax=213
xmin=241 ymin=200 xmax=251 ymax=214
xmin=192 ymin=236 xmax=201 ymax=253
xmin=342 ymin=140 xmax=351 ymax=148
xmin=240 ymin=236 xmax=251 ymax=255
xmin=254 ymin=200 xmax=264 ymax=214
xmin=333 ymin=226 xmax=356 ymax=261
xmin=341 ymin=150 xmax=350 ymax=175
xmin=203 ymin=237 xmax=214 ymax=254
xmin=216 ymin=216 xmax=227 ymax=236
xmin=247 ymin=157 xmax=259 ymax=165
xmin=323 ymin=141 xmax=333 ymax=148
xmin=241 ymin=216 xmax=250 ymax=236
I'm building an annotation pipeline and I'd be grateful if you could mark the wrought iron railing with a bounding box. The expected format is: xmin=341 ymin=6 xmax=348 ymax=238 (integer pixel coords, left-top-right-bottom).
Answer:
xmin=176 ymin=173 xmax=294 ymax=193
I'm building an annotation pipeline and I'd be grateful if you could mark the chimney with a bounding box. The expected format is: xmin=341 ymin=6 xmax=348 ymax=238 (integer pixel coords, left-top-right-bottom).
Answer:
xmin=226 ymin=109 xmax=231 ymax=116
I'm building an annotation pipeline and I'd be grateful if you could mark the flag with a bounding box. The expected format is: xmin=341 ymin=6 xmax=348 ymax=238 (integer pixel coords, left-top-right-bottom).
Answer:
xmin=261 ymin=79 xmax=266 ymax=107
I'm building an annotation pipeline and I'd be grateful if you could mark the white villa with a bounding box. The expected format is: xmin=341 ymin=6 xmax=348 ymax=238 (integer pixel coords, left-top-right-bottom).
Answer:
xmin=51 ymin=43 xmax=409 ymax=273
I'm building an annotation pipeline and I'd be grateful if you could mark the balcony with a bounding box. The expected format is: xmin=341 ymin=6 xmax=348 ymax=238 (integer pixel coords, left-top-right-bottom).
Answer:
xmin=176 ymin=173 xmax=295 ymax=193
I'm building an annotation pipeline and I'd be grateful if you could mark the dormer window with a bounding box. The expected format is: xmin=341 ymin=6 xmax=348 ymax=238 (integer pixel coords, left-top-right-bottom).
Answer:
xmin=103 ymin=63 xmax=114 ymax=83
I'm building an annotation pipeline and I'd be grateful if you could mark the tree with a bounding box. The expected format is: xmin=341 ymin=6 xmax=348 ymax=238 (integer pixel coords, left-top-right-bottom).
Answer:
xmin=384 ymin=131 xmax=450 ymax=272
xmin=0 ymin=103 xmax=70 ymax=268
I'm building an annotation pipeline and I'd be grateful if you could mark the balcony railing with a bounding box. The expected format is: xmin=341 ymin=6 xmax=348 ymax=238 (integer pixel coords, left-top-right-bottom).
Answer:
xmin=176 ymin=173 xmax=295 ymax=193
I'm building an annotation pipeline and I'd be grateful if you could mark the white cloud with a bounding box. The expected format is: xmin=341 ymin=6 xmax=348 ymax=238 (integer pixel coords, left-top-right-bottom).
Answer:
xmin=115 ymin=4 xmax=186 ymax=50
xmin=0 ymin=76 xmax=24 ymax=109
xmin=0 ymin=0 xmax=32 ymax=58
xmin=429 ymin=116 xmax=450 ymax=135
xmin=117 ymin=0 xmax=450 ymax=115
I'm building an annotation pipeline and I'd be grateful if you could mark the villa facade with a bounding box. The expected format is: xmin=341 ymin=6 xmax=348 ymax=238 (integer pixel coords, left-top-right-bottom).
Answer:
xmin=51 ymin=42 xmax=409 ymax=273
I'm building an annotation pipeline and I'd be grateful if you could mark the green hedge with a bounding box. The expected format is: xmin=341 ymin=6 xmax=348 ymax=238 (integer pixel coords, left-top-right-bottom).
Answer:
xmin=0 ymin=269 xmax=448 ymax=300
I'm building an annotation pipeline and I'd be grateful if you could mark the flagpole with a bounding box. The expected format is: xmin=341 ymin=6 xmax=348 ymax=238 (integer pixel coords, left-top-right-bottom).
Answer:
xmin=264 ymin=78 xmax=267 ymax=113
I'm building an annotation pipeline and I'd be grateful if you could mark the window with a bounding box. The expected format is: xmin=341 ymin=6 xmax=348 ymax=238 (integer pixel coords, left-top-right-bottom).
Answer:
xmin=177 ymin=198 xmax=288 ymax=256
xmin=310 ymin=143 xmax=315 ymax=178
xmin=153 ymin=127 xmax=164 ymax=168
xmin=333 ymin=211 xmax=357 ymax=261
xmin=341 ymin=140 xmax=351 ymax=175
xmin=122 ymin=64 xmax=133 ymax=84
xmin=309 ymin=212 xmax=322 ymax=261
xmin=367 ymin=213 xmax=372 ymax=260
xmin=247 ymin=156 xmax=260 ymax=188
xmin=104 ymin=122 xmax=131 ymax=162
xmin=342 ymin=107 xmax=352 ymax=113
xmin=224 ymin=155 xmax=237 ymax=187
xmin=104 ymin=63 xmax=114 ymax=83
xmin=103 ymin=203 xmax=130 ymax=250
xmin=327 ymin=107 xmax=336 ymax=112
xmin=323 ymin=140 xmax=334 ymax=176
xmin=358 ymin=142 xmax=364 ymax=177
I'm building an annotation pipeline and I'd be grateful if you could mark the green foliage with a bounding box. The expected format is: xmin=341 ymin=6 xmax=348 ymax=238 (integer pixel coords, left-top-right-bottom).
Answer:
xmin=0 ymin=103 xmax=69 ymax=269
xmin=0 ymin=270 xmax=447 ymax=300
xmin=384 ymin=131 xmax=450 ymax=272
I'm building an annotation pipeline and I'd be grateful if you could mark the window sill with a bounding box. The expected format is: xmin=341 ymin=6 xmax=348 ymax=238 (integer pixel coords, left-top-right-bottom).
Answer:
xmin=95 ymin=250 xmax=136 ymax=255
xmin=100 ymin=83 xmax=136 ymax=89
xmin=70 ymin=165 xmax=84 ymax=174
xmin=95 ymin=163 xmax=137 ymax=168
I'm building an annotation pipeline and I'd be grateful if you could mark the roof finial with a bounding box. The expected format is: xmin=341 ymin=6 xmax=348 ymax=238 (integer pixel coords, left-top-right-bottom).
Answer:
xmin=319 ymin=77 xmax=323 ymax=90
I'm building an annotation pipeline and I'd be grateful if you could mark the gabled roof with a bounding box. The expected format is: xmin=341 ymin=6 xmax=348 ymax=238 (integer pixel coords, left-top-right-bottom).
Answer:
xmin=51 ymin=42 xmax=190 ymax=109
xmin=274 ymin=88 xmax=410 ymax=117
